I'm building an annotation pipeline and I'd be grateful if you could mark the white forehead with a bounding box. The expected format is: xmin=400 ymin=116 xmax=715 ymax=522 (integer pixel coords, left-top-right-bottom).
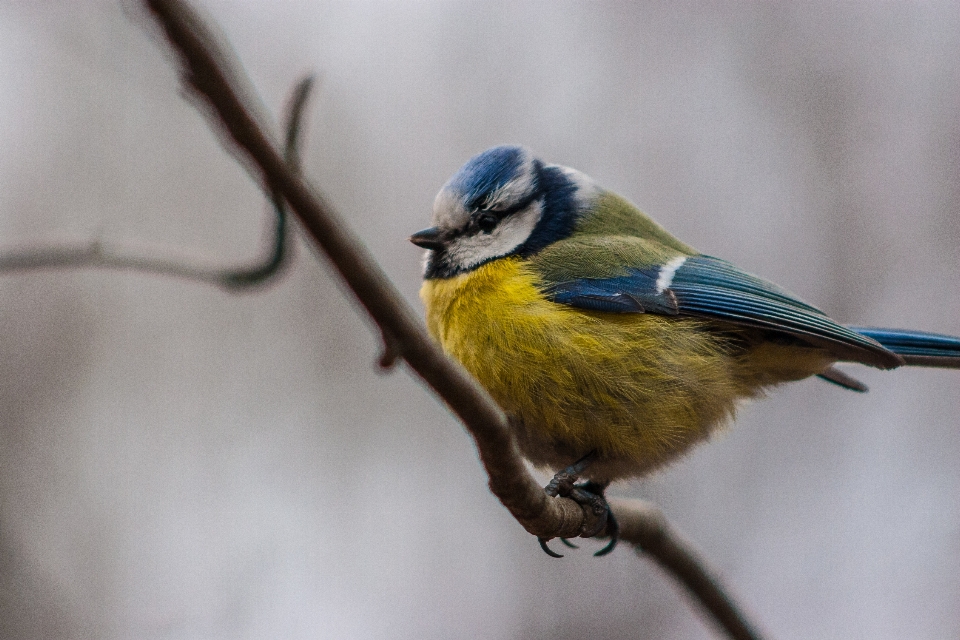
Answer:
xmin=432 ymin=188 xmax=467 ymax=229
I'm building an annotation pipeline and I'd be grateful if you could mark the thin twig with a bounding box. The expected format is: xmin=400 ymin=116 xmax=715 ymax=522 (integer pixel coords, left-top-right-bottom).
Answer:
xmin=0 ymin=241 xmax=224 ymax=284
xmin=141 ymin=2 xmax=768 ymax=639
xmin=222 ymin=75 xmax=314 ymax=289
xmin=0 ymin=78 xmax=314 ymax=291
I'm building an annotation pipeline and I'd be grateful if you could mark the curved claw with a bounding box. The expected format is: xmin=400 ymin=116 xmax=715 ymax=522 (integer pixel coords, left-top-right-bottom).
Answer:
xmin=559 ymin=538 xmax=579 ymax=549
xmin=538 ymin=537 xmax=564 ymax=558
xmin=594 ymin=537 xmax=616 ymax=556
xmin=593 ymin=508 xmax=620 ymax=557
xmin=594 ymin=541 xmax=616 ymax=556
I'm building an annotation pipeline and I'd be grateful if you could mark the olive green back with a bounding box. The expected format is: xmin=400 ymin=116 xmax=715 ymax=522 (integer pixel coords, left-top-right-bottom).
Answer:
xmin=530 ymin=191 xmax=697 ymax=281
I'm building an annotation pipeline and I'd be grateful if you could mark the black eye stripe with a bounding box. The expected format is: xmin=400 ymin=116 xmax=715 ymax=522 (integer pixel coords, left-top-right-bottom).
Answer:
xmin=476 ymin=212 xmax=498 ymax=232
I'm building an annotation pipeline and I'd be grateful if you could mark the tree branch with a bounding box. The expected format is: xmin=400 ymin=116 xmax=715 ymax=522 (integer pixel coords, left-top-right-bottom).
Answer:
xmin=612 ymin=498 xmax=766 ymax=640
xmin=0 ymin=77 xmax=314 ymax=291
xmin=141 ymin=1 xmax=768 ymax=638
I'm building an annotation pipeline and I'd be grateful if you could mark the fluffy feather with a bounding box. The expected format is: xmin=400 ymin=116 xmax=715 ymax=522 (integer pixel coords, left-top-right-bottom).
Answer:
xmin=422 ymin=258 xmax=832 ymax=480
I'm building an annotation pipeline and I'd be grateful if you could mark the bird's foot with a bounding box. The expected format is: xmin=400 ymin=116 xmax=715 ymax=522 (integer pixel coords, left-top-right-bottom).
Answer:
xmin=569 ymin=481 xmax=611 ymax=537
xmin=572 ymin=481 xmax=619 ymax=556
xmin=539 ymin=451 xmax=596 ymax=556
xmin=539 ymin=470 xmax=620 ymax=558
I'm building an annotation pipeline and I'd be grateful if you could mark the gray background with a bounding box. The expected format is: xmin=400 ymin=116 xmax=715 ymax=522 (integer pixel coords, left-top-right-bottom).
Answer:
xmin=1 ymin=2 xmax=958 ymax=639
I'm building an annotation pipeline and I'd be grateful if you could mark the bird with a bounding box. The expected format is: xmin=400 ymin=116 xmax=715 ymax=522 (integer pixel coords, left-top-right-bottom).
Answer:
xmin=410 ymin=145 xmax=960 ymax=557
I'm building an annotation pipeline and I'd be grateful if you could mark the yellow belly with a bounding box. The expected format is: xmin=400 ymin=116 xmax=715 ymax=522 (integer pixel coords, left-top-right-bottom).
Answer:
xmin=420 ymin=258 xmax=828 ymax=480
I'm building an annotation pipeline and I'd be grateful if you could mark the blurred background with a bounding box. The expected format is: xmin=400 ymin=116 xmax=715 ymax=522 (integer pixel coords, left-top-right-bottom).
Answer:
xmin=1 ymin=2 xmax=958 ymax=638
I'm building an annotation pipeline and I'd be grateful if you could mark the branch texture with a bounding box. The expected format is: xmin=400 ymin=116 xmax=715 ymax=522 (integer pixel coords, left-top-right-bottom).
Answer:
xmin=141 ymin=2 xmax=768 ymax=639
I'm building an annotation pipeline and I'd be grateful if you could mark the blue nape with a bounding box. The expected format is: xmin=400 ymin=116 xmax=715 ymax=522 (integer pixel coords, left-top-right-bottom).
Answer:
xmin=514 ymin=164 xmax=583 ymax=257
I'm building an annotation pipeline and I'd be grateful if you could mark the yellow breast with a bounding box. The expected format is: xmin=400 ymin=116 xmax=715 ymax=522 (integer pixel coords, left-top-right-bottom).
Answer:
xmin=420 ymin=258 xmax=766 ymax=479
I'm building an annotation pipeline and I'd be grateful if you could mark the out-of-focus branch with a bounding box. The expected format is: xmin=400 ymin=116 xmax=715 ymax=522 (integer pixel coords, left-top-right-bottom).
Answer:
xmin=222 ymin=75 xmax=313 ymax=289
xmin=0 ymin=241 xmax=225 ymax=283
xmin=141 ymin=2 xmax=767 ymax=639
xmin=0 ymin=78 xmax=314 ymax=291
xmin=612 ymin=498 xmax=766 ymax=640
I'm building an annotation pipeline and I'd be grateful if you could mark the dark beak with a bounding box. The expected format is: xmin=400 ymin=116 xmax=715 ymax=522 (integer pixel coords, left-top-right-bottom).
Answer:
xmin=409 ymin=227 xmax=444 ymax=250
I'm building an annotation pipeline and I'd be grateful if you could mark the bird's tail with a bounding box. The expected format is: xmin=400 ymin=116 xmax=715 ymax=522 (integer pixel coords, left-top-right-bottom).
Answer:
xmin=848 ymin=326 xmax=960 ymax=369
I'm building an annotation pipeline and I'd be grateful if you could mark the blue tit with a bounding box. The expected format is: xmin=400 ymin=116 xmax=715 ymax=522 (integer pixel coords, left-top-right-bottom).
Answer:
xmin=410 ymin=145 xmax=960 ymax=522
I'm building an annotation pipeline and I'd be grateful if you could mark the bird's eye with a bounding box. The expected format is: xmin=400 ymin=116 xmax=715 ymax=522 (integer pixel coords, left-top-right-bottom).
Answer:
xmin=476 ymin=211 xmax=498 ymax=233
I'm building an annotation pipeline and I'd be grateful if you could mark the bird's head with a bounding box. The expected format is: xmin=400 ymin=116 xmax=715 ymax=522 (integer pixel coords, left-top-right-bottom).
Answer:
xmin=412 ymin=145 xmax=595 ymax=279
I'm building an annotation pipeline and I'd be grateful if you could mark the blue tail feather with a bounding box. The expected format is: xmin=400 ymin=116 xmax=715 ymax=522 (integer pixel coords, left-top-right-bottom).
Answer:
xmin=848 ymin=326 xmax=960 ymax=368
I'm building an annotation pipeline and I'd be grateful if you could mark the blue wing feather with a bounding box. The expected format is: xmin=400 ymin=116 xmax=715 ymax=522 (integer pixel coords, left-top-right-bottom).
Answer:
xmin=671 ymin=256 xmax=824 ymax=313
xmin=848 ymin=327 xmax=960 ymax=367
xmin=547 ymin=267 xmax=679 ymax=315
xmin=543 ymin=255 xmax=903 ymax=369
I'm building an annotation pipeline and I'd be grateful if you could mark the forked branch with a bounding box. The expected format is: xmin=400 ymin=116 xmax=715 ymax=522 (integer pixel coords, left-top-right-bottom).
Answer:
xmin=141 ymin=2 xmax=767 ymax=638
xmin=0 ymin=77 xmax=315 ymax=290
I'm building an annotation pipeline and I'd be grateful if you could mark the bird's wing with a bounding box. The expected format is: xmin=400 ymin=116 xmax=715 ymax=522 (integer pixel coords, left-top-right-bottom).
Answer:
xmin=536 ymin=250 xmax=903 ymax=369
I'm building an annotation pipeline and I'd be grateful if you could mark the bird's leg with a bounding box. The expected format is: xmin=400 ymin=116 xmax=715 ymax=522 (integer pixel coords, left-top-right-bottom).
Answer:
xmin=544 ymin=450 xmax=597 ymax=498
xmin=538 ymin=451 xmax=619 ymax=557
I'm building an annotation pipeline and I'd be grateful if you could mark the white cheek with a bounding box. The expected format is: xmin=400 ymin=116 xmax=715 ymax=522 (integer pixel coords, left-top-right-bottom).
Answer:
xmin=445 ymin=202 xmax=542 ymax=270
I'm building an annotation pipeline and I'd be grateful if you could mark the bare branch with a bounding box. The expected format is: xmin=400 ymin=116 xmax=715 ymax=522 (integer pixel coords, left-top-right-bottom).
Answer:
xmin=221 ymin=75 xmax=314 ymax=289
xmin=0 ymin=77 xmax=315 ymax=291
xmin=141 ymin=1 xmax=768 ymax=638
xmin=612 ymin=498 xmax=767 ymax=640
xmin=0 ymin=240 xmax=224 ymax=284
